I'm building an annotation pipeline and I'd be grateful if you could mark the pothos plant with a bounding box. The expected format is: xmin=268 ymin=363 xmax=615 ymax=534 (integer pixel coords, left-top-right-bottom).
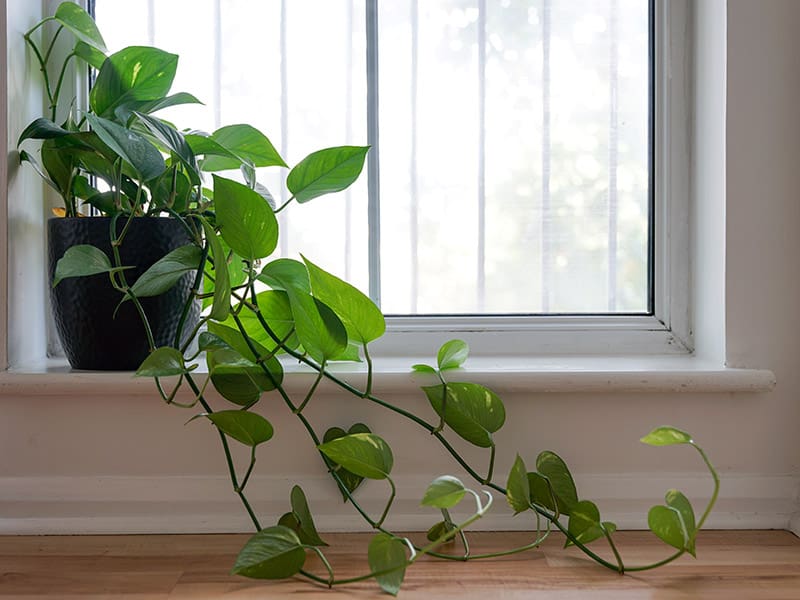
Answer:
xmin=23 ymin=3 xmax=719 ymax=596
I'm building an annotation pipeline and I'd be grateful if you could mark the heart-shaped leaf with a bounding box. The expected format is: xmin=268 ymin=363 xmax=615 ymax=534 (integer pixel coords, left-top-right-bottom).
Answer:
xmin=528 ymin=472 xmax=559 ymax=514
xmin=535 ymin=451 xmax=579 ymax=516
xmin=53 ymin=244 xmax=113 ymax=286
xmin=54 ymin=2 xmax=106 ymax=51
xmin=287 ymin=146 xmax=369 ymax=203
xmin=135 ymin=347 xmax=190 ymax=377
xmin=565 ymin=500 xmax=612 ymax=547
xmin=665 ymin=489 xmax=697 ymax=556
xmin=74 ymin=41 xmax=107 ymax=70
xmin=259 ymin=258 xmax=311 ymax=294
xmin=232 ymin=526 xmax=306 ymax=579
xmin=85 ymin=113 xmax=166 ymax=181
xmin=648 ymin=505 xmax=688 ymax=552
xmin=640 ymin=426 xmax=693 ymax=446
xmin=367 ymin=533 xmax=407 ymax=596
xmin=201 ymin=124 xmax=286 ymax=171
xmin=214 ymin=175 xmax=279 ymax=261
xmin=422 ymin=382 xmax=505 ymax=448
xmin=200 ymin=219 xmax=231 ymax=322
xmin=323 ymin=424 xmax=371 ymax=500
xmin=506 ymin=455 xmax=531 ymax=514
xmin=426 ymin=520 xmax=456 ymax=542
xmin=421 ymin=475 xmax=466 ymax=509
xmin=127 ymin=244 xmax=202 ymax=299
xmin=201 ymin=410 xmax=274 ymax=447
xmin=287 ymin=485 xmax=327 ymax=547
xmin=318 ymin=433 xmax=393 ymax=480
xmin=133 ymin=112 xmax=200 ymax=184
xmin=437 ymin=339 xmax=469 ymax=370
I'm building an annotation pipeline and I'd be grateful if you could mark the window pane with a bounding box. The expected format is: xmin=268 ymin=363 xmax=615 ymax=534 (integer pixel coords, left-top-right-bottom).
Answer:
xmin=94 ymin=0 xmax=650 ymax=316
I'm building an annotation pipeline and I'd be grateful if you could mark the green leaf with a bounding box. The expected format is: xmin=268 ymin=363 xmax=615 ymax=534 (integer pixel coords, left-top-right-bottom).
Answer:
xmin=318 ymin=433 xmax=393 ymax=480
xmin=303 ymin=255 xmax=385 ymax=344
xmin=287 ymin=291 xmax=347 ymax=363
xmin=84 ymin=113 xmax=166 ymax=181
xmin=648 ymin=505 xmax=688 ymax=553
xmin=287 ymin=146 xmax=369 ymax=203
xmin=232 ymin=526 xmax=306 ymax=579
xmin=528 ymin=472 xmax=558 ymax=513
xmin=200 ymin=219 xmax=231 ymax=322
xmin=53 ymin=244 xmax=113 ymax=286
xmin=135 ymin=347 xmax=190 ymax=377
xmin=411 ymin=364 xmax=436 ymax=374
xmin=367 ymin=533 xmax=407 ymax=596
xmin=206 ymin=344 xmax=282 ymax=406
xmin=422 ymin=382 xmax=505 ymax=448
xmin=565 ymin=500 xmax=608 ymax=547
xmin=201 ymin=124 xmax=287 ymax=171
xmin=421 ymin=476 xmax=466 ymax=509
xmin=665 ymin=489 xmax=697 ymax=556
xmin=288 ymin=485 xmax=327 ymax=547
xmin=127 ymin=244 xmax=201 ymax=299
xmin=115 ymin=92 xmax=203 ymax=122
xmin=54 ymin=2 xmax=106 ymax=51
xmin=133 ymin=112 xmax=200 ymax=184
xmin=90 ymin=46 xmax=178 ymax=118
xmin=437 ymin=339 xmax=469 ymax=371
xmin=640 ymin=426 xmax=693 ymax=446
xmin=17 ymin=117 xmax=71 ymax=145
xmin=323 ymin=424 xmax=372 ymax=500
xmin=74 ymin=41 xmax=107 ymax=70
xmin=506 ymin=455 xmax=531 ymax=514
xmin=202 ymin=410 xmax=274 ymax=447
xmin=535 ymin=451 xmax=579 ymax=516
xmin=185 ymin=133 xmax=241 ymax=164
xmin=213 ymin=175 xmax=279 ymax=261
xmin=426 ymin=520 xmax=455 ymax=542
xmin=259 ymin=258 xmax=311 ymax=294
xmin=41 ymin=138 xmax=78 ymax=198
xmin=230 ymin=290 xmax=298 ymax=354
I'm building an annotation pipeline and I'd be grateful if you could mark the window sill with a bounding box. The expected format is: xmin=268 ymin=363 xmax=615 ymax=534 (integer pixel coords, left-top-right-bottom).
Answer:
xmin=0 ymin=355 xmax=776 ymax=397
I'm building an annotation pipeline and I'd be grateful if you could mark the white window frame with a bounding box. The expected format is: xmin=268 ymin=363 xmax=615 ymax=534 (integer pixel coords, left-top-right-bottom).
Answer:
xmin=2 ymin=0 xmax=692 ymax=371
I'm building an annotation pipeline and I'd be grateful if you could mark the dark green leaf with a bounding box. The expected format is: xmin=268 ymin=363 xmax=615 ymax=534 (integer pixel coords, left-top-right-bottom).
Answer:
xmin=283 ymin=289 xmax=347 ymax=363
xmin=528 ymin=472 xmax=558 ymax=513
xmin=201 ymin=124 xmax=287 ymax=171
xmin=437 ymin=339 xmax=469 ymax=371
xmin=232 ymin=526 xmax=306 ymax=579
xmin=648 ymin=505 xmax=688 ymax=552
xmin=506 ymin=455 xmax=531 ymax=514
xmin=287 ymin=146 xmax=369 ymax=203
xmin=207 ymin=350 xmax=281 ymax=406
xmin=53 ymin=244 xmax=113 ymax=286
xmin=17 ymin=118 xmax=71 ymax=145
xmin=422 ymin=382 xmax=505 ymax=448
xmin=259 ymin=258 xmax=311 ymax=294
xmin=198 ymin=332 xmax=230 ymax=352
xmin=41 ymin=138 xmax=77 ymax=197
xmin=640 ymin=426 xmax=693 ymax=446
xmin=185 ymin=133 xmax=241 ymax=163
xmin=135 ymin=347 xmax=190 ymax=377
xmin=426 ymin=520 xmax=456 ymax=542
xmin=303 ymin=255 xmax=385 ymax=344
xmin=74 ymin=41 xmax=107 ymax=70
xmin=536 ymin=451 xmax=579 ymax=516
xmin=565 ymin=500 xmax=605 ymax=547
xmin=54 ymin=2 xmax=106 ymax=51
xmin=289 ymin=485 xmax=327 ymax=547
xmin=90 ymin=46 xmax=178 ymax=118
xmin=19 ymin=150 xmax=59 ymax=192
xmin=318 ymin=433 xmax=393 ymax=480
xmin=85 ymin=113 xmax=166 ymax=180
xmin=323 ymin=424 xmax=371 ymax=500
xmin=367 ymin=533 xmax=407 ymax=596
xmin=134 ymin=112 xmax=199 ymax=184
xmin=665 ymin=489 xmax=697 ymax=556
xmin=421 ymin=475 xmax=466 ymax=509
xmin=214 ymin=175 xmax=278 ymax=261
xmin=200 ymin=219 xmax=231 ymax=322
xmin=128 ymin=244 xmax=201 ymax=298
xmin=116 ymin=92 xmax=203 ymax=121
xmin=202 ymin=410 xmax=273 ymax=447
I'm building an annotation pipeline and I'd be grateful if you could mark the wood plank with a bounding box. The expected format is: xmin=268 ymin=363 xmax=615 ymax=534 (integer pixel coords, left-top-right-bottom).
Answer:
xmin=0 ymin=531 xmax=798 ymax=598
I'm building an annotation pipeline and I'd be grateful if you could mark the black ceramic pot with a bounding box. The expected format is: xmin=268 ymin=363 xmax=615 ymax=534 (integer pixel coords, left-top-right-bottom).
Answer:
xmin=48 ymin=217 xmax=200 ymax=370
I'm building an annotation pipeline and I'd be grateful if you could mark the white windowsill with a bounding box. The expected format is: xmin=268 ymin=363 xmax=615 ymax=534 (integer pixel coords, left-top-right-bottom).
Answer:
xmin=0 ymin=355 xmax=776 ymax=397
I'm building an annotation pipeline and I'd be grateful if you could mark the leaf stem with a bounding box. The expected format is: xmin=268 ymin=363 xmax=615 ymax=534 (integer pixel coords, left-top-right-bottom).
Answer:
xmin=375 ymin=475 xmax=396 ymax=529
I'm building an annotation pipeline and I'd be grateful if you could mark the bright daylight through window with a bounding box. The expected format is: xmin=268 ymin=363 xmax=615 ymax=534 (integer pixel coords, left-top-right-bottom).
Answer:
xmin=94 ymin=0 xmax=652 ymax=317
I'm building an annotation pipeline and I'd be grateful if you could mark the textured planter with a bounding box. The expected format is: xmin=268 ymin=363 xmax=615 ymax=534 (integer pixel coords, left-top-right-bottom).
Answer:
xmin=48 ymin=217 xmax=200 ymax=370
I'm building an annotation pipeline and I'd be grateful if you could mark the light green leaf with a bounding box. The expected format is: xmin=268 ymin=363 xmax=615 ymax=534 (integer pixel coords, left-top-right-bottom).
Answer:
xmin=323 ymin=424 xmax=372 ymax=500
xmin=421 ymin=475 xmax=466 ymax=509
xmin=506 ymin=455 xmax=531 ymax=514
xmin=648 ymin=505 xmax=688 ymax=552
xmin=288 ymin=485 xmax=327 ymax=547
xmin=90 ymin=46 xmax=178 ymax=118
xmin=367 ymin=533 xmax=407 ymax=596
xmin=74 ymin=41 xmax=107 ymax=70
xmin=565 ymin=500 xmax=606 ymax=547
xmin=84 ymin=113 xmax=165 ymax=181
xmin=422 ymin=382 xmax=505 ymax=448
xmin=214 ymin=175 xmax=279 ymax=261
xmin=53 ymin=244 xmax=113 ymax=286
xmin=135 ymin=347 xmax=190 ymax=377
xmin=640 ymin=426 xmax=693 ymax=446
xmin=202 ymin=410 xmax=274 ymax=447
xmin=55 ymin=2 xmax=106 ymax=51
xmin=259 ymin=258 xmax=310 ymax=294
xmin=303 ymin=255 xmax=385 ymax=344
xmin=286 ymin=290 xmax=347 ymax=363
xmin=437 ymin=339 xmax=469 ymax=370
xmin=287 ymin=146 xmax=369 ymax=203
xmin=411 ymin=364 xmax=436 ymax=374
xmin=318 ymin=433 xmax=393 ymax=480
xmin=665 ymin=489 xmax=697 ymax=556
xmin=201 ymin=124 xmax=286 ymax=171
xmin=200 ymin=219 xmax=231 ymax=322
xmin=232 ymin=526 xmax=306 ymax=579
xmin=128 ymin=244 xmax=201 ymax=298
xmin=536 ymin=451 xmax=579 ymax=516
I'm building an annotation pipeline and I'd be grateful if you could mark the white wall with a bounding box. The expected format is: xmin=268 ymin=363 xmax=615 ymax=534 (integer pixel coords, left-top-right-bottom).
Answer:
xmin=1 ymin=0 xmax=799 ymax=537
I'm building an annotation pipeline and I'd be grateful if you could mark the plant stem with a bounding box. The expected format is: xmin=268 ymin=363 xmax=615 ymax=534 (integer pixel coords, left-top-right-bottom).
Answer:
xmin=295 ymin=366 xmax=324 ymax=414
xmin=375 ymin=476 xmax=396 ymax=529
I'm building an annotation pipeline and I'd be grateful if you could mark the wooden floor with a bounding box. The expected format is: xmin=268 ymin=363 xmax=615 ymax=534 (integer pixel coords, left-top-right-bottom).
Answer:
xmin=1 ymin=530 xmax=799 ymax=599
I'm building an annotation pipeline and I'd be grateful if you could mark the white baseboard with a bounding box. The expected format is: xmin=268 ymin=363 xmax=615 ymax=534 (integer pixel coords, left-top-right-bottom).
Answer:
xmin=0 ymin=472 xmax=797 ymax=535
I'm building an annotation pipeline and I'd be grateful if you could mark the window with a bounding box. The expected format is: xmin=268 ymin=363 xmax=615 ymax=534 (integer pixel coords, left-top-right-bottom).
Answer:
xmin=12 ymin=0 xmax=687 ymax=364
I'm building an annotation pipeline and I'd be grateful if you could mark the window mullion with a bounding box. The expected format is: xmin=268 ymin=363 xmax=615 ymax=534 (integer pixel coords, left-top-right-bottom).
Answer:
xmin=366 ymin=0 xmax=382 ymax=306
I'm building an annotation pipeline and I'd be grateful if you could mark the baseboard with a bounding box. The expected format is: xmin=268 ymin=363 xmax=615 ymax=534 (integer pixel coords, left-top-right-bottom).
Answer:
xmin=1 ymin=472 xmax=797 ymax=535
